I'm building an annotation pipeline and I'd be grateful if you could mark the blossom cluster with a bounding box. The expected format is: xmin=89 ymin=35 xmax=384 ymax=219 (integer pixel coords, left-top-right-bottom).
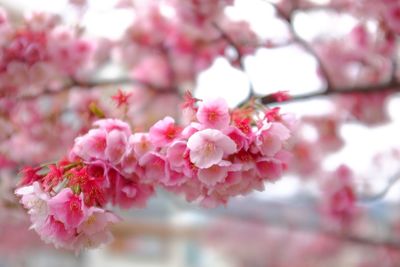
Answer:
xmin=15 ymin=97 xmax=295 ymax=251
xmin=320 ymin=165 xmax=358 ymax=226
xmin=15 ymin=166 xmax=120 ymax=252
xmin=118 ymin=0 xmax=258 ymax=88
xmin=0 ymin=10 xmax=96 ymax=97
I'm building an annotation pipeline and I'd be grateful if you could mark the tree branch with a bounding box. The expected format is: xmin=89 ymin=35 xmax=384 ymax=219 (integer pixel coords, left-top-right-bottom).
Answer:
xmin=260 ymin=79 xmax=400 ymax=105
xmin=14 ymin=77 xmax=176 ymax=101
xmin=269 ymin=1 xmax=334 ymax=90
xmin=359 ymin=170 xmax=400 ymax=202
xmin=212 ymin=22 xmax=256 ymax=100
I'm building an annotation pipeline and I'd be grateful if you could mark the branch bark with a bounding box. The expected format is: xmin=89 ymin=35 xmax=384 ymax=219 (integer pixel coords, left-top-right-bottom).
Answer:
xmin=260 ymin=80 xmax=400 ymax=105
xmin=212 ymin=22 xmax=256 ymax=100
xmin=14 ymin=77 xmax=176 ymax=101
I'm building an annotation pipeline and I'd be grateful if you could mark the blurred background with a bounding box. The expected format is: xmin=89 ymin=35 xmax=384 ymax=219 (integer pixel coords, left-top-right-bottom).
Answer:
xmin=1 ymin=0 xmax=400 ymax=266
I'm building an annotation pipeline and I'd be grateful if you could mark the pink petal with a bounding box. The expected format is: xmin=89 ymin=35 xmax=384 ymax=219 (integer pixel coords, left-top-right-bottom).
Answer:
xmin=198 ymin=164 xmax=229 ymax=186
xmin=105 ymin=129 xmax=128 ymax=164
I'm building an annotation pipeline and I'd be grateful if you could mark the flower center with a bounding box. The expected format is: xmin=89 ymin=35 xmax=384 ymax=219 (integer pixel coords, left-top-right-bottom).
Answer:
xmin=204 ymin=142 xmax=216 ymax=155
xmin=208 ymin=110 xmax=218 ymax=122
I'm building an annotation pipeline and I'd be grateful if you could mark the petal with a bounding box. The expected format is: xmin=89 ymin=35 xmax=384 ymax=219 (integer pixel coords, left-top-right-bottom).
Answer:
xmin=198 ymin=164 xmax=228 ymax=186
xmin=105 ymin=129 xmax=128 ymax=164
xmin=190 ymin=147 xmax=223 ymax=169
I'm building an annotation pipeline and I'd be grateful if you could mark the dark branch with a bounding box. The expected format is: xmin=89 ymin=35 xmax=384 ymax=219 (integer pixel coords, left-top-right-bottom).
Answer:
xmin=14 ymin=77 xmax=176 ymax=101
xmin=260 ymin=80 xmax=400 ymax=105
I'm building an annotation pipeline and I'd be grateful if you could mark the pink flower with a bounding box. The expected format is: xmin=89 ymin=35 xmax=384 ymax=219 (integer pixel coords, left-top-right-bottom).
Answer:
xmin=138 ymin=152 xmax=167 ymax=183
xmin=72 ymin=128 xmax=107 ymax=161
xmin=106 ymin=169 xmax=154 ymax=208
xmin=196 ymin=98 xmax=230 ymax=130
xmin=181 ymin=90 xmax=201 ymax=111
xmin=112 ymin=89 xmax=132 ymax=108
xmin=255 ymin=158 xmax=283 ymax=182
xmin=149 ymin=116 xmax=182 ymax=147
xmin=105 ymin=129 xmax=128 ymax=164
xmin=386 ymin=4 xmax=400 ymax=34
xmin=321 ymin=165 xmax=358 ymax=225
xmin=187 ymin=129 xmax=237 ymax=168
xmin=37 ymin=216 xmax=75 ymax=249
xmin=161 ymin=169 xmax=188 ymax=186
xmin=73 ymin=231 xmax=113 ymax=252
xmin=224 ymin=126 xmax=251 ymax=151
xmin=78 ymin=207 xmax=120 ymax=235
xmin=181 ymin=122 xmax=203 ymax=139
xmin=166 ymin=141 xmax=188 ymax=171
xmin=15 ymin=182 xmax=49 ymax=228
xmin=130 ymin=133 xmax=154 ymax=158
xmin=255 ymin=122 xmax=290 ymax=157
xmin=47 ymin=188 xmax=86 ymax=228
xmin=198 ymin=161 xmax=231 ymax=186
xmin=19 ymin=166 xmax=43 ymax=186
xmin=119 ymin=148 xmax=138 ymax=175
xmin=131 ymin=54 xmax=171 ymax=88
xmin=94 ymin=119 xmax=131 ymax=137
xmin=0 ymin=8 xmax=7 ymax=25
xmin=266 ymin=91 xmax=291 ymax=103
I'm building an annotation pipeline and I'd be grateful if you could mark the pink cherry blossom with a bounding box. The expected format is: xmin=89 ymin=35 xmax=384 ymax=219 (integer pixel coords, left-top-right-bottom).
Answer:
xmin=138 ymin=152 xmax=167 ymax=183
xmin=77 ymin=207 xmax=120 ymax=235
xmin=105 ymin=129 xmax=128 ymax=164
xmin=94 ymin=119 xmax=131 ymax=136
xmin=255 ymin=158 xmax=283 ymax=182
xmin=149 ymin=116 xmax=182 ymax=147
xmin=37 ymin=215 xmax=75 ymax=249
xmin=73 ymin=230 xmax=114 ymax=252
xmin=15 ymin=97 xmax=295 ymax=252
xmin=197 ymin=160 xmax=231 ymax=187
xmin=71 ymin=128 xmax=107 ymax=161
xmin=196 ymin=98 xmax=230 ymax=130
xmin=15 ymin=182 xmax=49 ymax=228
xmin=47 ymin=188 xmax=86 ymax=228
xmin=130 ymin=133 xmax=154 ymax=158
xmin=255 ymin=122 xmax=291 ymax=157
xmin=166 ymin=140 xmax=188 ymax=171
xmin=187 ymin=128 xmax=237 ymax=168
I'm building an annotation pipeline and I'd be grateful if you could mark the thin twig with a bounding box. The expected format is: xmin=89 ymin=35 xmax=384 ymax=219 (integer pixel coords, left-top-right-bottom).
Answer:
xmin=359 ymin=170 xmax=400 ymax=202
xmin=269 ymin=1 xmax=334 ymax=90
xmin=212 ymin=22 xmax=256 ymax=100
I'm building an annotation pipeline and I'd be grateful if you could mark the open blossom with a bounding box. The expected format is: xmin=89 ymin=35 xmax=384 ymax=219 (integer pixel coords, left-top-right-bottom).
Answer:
xmin=197 ymin=160 xmax=232 ymax=186
xmin=138 ymin=152 xmax=167 ymax=183
xmin=149 ymin=116 xmax=182 ymax=147
xmin=187 ymin=128 xmax=237 ymax=168
xmin=15 ymin=182 xmax=49 ymax=229
xmin=105 ymin=129 xmax=129 ymax=164
xmin=255 ymin=122 xmax=291 ymax=157
xmin=15 ymin=179 xmax=120 ymax=252
xmin=130 ymin=133 xmax=154 ymax=157
xmin=196 ymin=98 xmax=230 ymax=129
xmin=47 ymin=188 xmax=86 ymax=228
xmin=78 ymin=207 xmax=119 ymax=235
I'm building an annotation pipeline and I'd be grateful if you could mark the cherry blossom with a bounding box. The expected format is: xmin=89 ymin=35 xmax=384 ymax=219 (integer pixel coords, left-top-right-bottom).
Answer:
xmin=15 ymin=97 xmax=295 ymax=250
xmin=4 ymin=0 xmax=400 ymax=258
